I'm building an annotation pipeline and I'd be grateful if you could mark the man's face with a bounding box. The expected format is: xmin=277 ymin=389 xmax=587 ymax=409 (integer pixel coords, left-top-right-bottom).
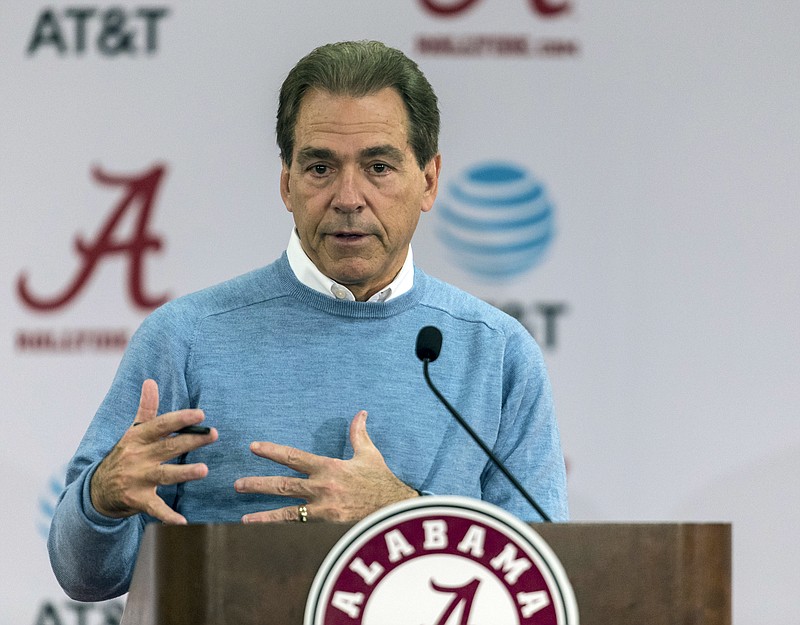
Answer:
xmin=280 ymin=87 xmax=440 ymax=301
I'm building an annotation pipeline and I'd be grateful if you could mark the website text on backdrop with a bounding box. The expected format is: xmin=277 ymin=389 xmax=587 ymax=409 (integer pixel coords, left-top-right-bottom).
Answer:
xmin=47 ymin=40 xmax=568 ymax=601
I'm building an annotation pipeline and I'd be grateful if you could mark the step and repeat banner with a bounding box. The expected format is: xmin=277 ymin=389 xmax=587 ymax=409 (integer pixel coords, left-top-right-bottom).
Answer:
xmin=1 ymin=2 xmax=798 ymax=623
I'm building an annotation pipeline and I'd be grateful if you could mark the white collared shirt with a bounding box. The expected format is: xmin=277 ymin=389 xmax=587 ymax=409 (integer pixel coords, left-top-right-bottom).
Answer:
xmin=285 ymin=229 xmax=414 ymax=302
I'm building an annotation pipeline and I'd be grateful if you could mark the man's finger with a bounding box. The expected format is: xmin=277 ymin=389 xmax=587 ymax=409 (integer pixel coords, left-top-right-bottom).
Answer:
xmin=146 ymin=427 xmax=217 ymax=462
xmin=249 ymin=441 xmax=319 ymax=473
xmin=242 ymin=505 xmax=306 ymax=524
xmin=133 ymin=379 xmax=160 ymax=426
xmin=132 ymin=409 xmax=210 ymax=444
xmin=144 ymin=496 xmax=188 ymax=525
xmin=349 ymin=410 xmax=376 ymax=455
xmin=234 ymin=475 xmax=312 ymax=498
xmin=147 ymin=461 xmax=209 ymax=486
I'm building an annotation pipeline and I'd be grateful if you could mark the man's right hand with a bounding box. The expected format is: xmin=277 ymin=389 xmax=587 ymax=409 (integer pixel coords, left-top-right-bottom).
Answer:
xmin=90 ymin=379 xmax=218 ymax=525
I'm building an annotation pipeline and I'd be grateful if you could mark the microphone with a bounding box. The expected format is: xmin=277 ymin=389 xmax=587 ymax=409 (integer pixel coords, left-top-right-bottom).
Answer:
xmin=415 ymin=326 xmax=552 ymax=522
xmin=415 ymin=325 xmax=443 ymax=362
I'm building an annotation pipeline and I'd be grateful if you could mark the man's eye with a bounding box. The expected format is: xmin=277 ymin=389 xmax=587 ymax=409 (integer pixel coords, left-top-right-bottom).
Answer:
xmin=370 ymin=163 xmax=389 ymax=174
xmin=311 ymin=164 xmax=329 ymax=175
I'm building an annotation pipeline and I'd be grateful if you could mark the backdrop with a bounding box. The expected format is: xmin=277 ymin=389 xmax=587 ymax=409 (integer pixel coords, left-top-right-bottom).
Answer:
xmin=1 ymin=2 xmax=798 ymax=623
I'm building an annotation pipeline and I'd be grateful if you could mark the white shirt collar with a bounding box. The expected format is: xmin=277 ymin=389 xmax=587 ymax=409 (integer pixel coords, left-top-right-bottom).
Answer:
xmin=286 ymin=229 xmax=414 ymax=303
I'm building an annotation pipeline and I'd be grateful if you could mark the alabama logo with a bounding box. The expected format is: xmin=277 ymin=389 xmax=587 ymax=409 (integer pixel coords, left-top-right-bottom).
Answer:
xmin=304 ymin=496 xmax=579 ymax=625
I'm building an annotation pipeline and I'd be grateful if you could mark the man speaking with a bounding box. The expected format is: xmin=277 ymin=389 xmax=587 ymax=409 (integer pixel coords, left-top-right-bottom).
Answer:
xmin=49 ymin=40 xmax=568 ymax=601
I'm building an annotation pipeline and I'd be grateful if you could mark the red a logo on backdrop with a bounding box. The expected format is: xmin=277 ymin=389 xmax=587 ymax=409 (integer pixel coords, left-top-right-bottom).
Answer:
xmin=421 ymin=0 xmax=570 ymax=17
xmin=17 ymin=164 xmax=169 ymax=311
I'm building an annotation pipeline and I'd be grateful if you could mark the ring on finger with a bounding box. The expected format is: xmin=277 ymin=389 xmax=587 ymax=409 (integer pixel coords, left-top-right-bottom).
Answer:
xmin=298 ymin=504 xmax=308 ymax=523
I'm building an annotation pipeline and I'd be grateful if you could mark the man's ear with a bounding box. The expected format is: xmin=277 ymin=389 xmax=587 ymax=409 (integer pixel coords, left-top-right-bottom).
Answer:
xmin=280 ymin=161 xmax=293 ymax=213
xmin=421 ymin=153 xmax=442 ymax=214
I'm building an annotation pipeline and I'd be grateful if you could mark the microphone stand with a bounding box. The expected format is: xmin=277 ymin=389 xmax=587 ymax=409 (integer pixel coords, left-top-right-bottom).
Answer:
xmin=422 ymin=358 xmax=552 ymax=523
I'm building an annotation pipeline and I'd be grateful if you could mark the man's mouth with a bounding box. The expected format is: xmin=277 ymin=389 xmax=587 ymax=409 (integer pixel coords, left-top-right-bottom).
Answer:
xmin=332 ymin=231 xmax=369 ymax=240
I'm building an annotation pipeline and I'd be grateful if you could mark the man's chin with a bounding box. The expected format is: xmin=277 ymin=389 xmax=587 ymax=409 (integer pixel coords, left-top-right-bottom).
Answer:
xmin=326 ymin=265 xmax=389 ymax=299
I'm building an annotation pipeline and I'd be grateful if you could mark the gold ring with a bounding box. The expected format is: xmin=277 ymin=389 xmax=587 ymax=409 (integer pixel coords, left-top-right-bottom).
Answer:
xmin=298 ymin=504 xmax=308 ymax=523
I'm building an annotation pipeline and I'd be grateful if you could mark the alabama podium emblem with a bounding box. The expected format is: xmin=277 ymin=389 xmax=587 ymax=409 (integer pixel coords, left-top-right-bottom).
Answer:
xmin=304 ymin=496 xmax=579 ymax=625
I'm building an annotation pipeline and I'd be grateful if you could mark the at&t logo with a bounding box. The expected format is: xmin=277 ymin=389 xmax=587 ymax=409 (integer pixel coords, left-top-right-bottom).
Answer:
xmin=38 ymin=469 xmax=65 ymax=540
xmin=437 ymin=162 xmax=556 ymax=279
xmin=27 ymin=6 xmax=169 ymax=56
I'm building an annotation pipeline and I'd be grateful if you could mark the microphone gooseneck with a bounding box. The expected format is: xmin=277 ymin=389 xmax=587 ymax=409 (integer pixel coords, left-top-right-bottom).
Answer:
xmin=416 ymin=326 xmax=552 ymax=522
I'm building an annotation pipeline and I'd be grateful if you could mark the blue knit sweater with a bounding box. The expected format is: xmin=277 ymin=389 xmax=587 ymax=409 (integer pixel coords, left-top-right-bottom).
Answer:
xmin=48 ymin=253 xmax=568 ymax=600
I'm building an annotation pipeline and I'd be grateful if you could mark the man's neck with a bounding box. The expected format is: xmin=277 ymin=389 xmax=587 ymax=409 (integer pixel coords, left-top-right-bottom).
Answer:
xmin=285 ymin=229 xmax=414 ymax=303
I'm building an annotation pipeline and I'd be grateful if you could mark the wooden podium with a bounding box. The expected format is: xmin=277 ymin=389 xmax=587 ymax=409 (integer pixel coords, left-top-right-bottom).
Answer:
xmin=121 ymin=522 xmax=730 ymax=625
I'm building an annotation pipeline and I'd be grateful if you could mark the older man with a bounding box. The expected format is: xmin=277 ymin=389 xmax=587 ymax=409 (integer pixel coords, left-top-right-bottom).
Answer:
xmin=49 ymin=40 xmax=568 ymax=601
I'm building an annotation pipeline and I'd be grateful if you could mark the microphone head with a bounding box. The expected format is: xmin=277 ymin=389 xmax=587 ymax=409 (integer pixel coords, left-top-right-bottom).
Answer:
xmin=416 ymin=326 xmax=443 ymax=362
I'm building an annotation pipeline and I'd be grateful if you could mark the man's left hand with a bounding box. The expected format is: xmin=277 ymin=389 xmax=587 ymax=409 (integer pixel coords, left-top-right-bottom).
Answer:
xmin=234 ymin=410 xmax=418 ymax=523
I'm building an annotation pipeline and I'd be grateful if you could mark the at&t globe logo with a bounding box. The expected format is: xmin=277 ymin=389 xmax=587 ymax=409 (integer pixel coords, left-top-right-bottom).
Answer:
xmin=437 ymin=162 xmax=556 ymax=279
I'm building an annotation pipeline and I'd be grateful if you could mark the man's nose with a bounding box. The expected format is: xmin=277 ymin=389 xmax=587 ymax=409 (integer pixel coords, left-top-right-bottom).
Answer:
xmin=332 ymin=168 xmax=365 ymax=212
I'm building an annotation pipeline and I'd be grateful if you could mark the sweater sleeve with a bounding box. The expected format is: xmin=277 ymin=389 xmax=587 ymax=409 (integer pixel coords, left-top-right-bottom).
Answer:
xmin=480 ymin=324 xmax=569 ymax=522
xmin=48 ymin=304 xmax=194 ymax=600
xmin=47 ymin=463 xmax=145 ymax=600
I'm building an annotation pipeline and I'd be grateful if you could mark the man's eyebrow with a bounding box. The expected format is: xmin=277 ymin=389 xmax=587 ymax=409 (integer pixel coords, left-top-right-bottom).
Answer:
xmin=295 ymin=145 xmax=406 ymax=165
xmin=296 ymin=147 xmax=337 ymax=165
xmin=360 ymin=145 xmax=406 ymax=162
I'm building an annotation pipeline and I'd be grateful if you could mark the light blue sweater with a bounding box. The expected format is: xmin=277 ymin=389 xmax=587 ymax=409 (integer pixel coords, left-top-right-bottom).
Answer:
xmin=48 ymin=253 xmax=568 ymax=600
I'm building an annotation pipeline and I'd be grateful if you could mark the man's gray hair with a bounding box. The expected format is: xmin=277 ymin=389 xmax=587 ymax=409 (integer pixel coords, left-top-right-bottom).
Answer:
xmin=277 ymin=40 xmax=440 ymax=169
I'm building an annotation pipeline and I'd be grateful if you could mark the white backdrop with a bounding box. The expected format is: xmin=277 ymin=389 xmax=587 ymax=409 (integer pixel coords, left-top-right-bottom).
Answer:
xmin=1 ymin=2 xmax=798 ymax=623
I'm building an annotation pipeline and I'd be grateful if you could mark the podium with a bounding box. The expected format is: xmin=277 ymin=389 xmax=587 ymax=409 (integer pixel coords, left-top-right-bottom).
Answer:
xmin=121 ymin=522 xmax=730 ymax=624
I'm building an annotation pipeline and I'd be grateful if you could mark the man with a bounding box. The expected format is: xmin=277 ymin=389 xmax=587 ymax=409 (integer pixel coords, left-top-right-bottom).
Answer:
xmin=49 ymin=40 xmax=568 ymax=601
